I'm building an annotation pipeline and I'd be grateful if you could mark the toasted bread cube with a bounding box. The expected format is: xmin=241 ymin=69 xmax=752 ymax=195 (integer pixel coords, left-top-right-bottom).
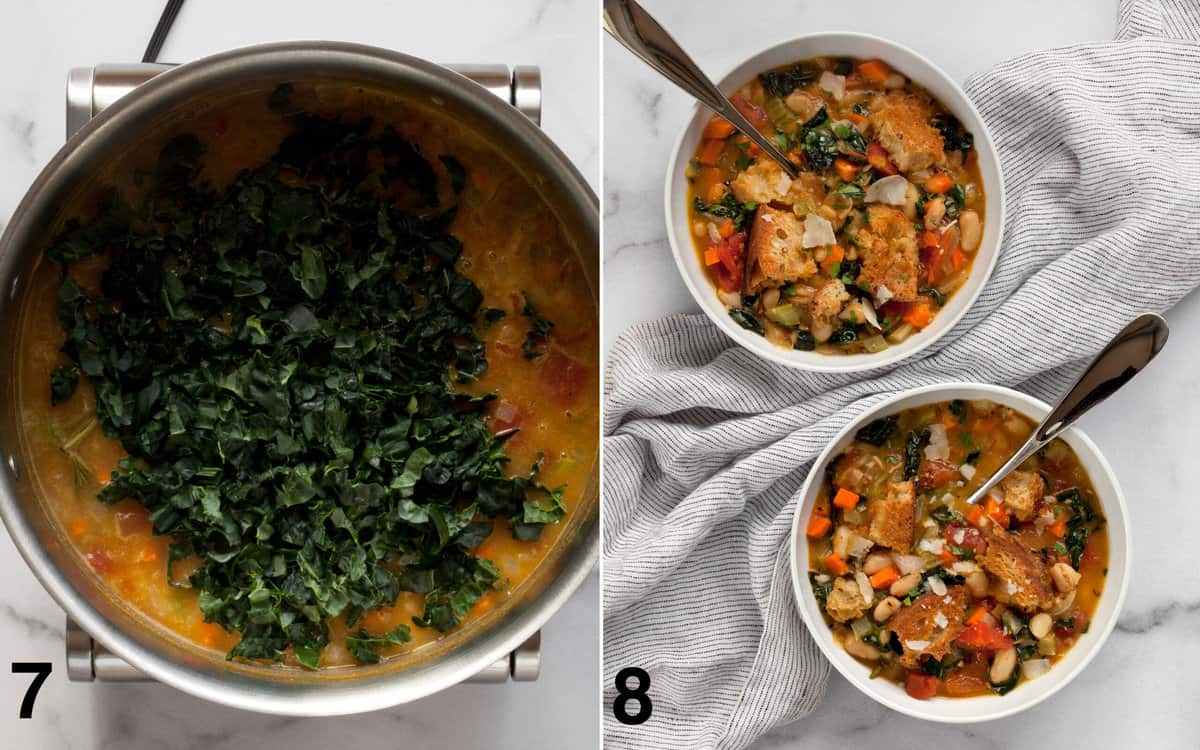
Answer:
xmin=868 ymin=93 xmax=945 ymax=173
xmin=826 ymin=576 xmax=871 ymax=623
xmin=981 ymin=527 xmax=1055 ymax=612
xmin=730 ymin=159 xmax=826 ymax=207
xmin=809 ymin=279 xmax=850 ymax=342
xmin=856 ymin=205 xmax=919 ymax=302
xmin=1000 ymin=470 xmax=1044 ymax=522
xmin=886 ymin=585 xmax=969 ymax=669
xmin=867 ymin=479 xmax=915 ymax=551
xmin=744 ymin=206 xmax=818 ymax=294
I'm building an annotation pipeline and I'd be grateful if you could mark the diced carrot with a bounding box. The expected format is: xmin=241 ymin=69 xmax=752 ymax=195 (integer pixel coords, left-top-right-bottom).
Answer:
xmin=858 ymin=59 xmax=892 ymax=83
xmin=1049 ymin=515 xmax=1067 ymax=539
xmin=966 ymin=504 xmax=985 ymax=527
xmin=806 ymin=514 xmax=833 ymax=538
xmin=919 ymin=230 xmax=940 ymax=249
xmin=824 ymin=553 xmax=849 ymax=575
xmin=938 ymin=548 xmax=956 ymax=567
xmin=902 ymin=302 xmax=934 ymax=330
xmin=866 ymin=142 xmax=897 ymax=176
xmin=869 ymin=565 xmax=900 ymax=589
xmin=138 ymin=545 xmax=160 ymax=564
xmin=717 ymin=219 xmax=735 ymax=238
xmin=698 ymin=138 xmax=725 ymax=166
xmin=950 ymin=248 xmax=966 ymax=271
xmin=704 ymin=248 xmax=721 ymax=266
xmin=984 ymin=497 xmax=1011 ymax=528
xmin=924 ymin=173 xmax=955 ymax=194
xmin=68 ymin=518 xmax=91 ymax=539
xmin=966 ymin=606 xmax=988 ymax=625
xmin=702 ymin=115 xmax=737 ymax=140
xmin=834 ymin=157 xmax=858 ymax=182
xmin=833 ymin=487 xmax=860 ymax=510
xmin=847 ymin=111 xmax=867 ymax=126
xmin=819 ymin=245 xmax=845 ymax=274
xmin=706 ymin=182 xmax=727 ymax=204
xmin=905 ymin=672 xmax=939 ymax=700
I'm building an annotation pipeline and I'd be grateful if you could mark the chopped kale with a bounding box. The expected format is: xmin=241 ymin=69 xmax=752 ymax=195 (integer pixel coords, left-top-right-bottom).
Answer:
xmin=730 ymin=308 xmax=764 ymax=335
xmin=520 ymin=291 xmax=554 ymax=360
xmin=693 ymin=194 xmax=756 ymax=230
xmin=855 ymin=415 xmax=898 ymax=446
xmin=50 ymin=365 xmax=80 ymax=406
xmin=932 ymin=113 xmax=974 ymax=155
xmin=903 ymin=429 xmax=930 ymax=480
xmin=759 ymin=64 xmax=818 ymax=98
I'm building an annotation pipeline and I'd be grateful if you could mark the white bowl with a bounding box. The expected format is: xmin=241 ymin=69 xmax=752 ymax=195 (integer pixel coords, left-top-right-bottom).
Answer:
xmin=665 ymin=32 xmax=1005 ymax=372
xmin=788 ymin=383 xmax=1130 ymax=722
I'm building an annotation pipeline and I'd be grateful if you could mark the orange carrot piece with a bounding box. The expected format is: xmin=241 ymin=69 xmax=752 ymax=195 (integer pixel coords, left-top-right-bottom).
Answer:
xmin=68 ymin=518 xmax=91 ymax=539
xmin=903 ymin=302 xmax=934 ymax=329
xmin=858 ymin=59 xmax=892 ymax=83
xmin=1049 ymin=515 xmax=1067 ymax=539
xmin=697 ymin=138 xmax=725 ymax=166
xmin=869 ymin=565 xmax=900 ymax=589
xmin=924 ymin=173 xmax=955 ymax=194
xmin=824 ymin=553 xmax=849 ymax=575
xmin=984 ymin=497 xmax=1011 ymax=528
xmin=966 ymin=606 xmax=988 ymax=625
xmin=834 ymin=157 xmax=859 ymax=182
xmin=820 ymin=245 xmax=845 ymax=274
xmin=966 ymin=504 xmax=985 ymax=527
xmin=706 ymin=182 xmax=727 ymax=204
xmin=806 ymin=514 xmax=833 ymax=538
xmin=939 ymin=548 xmax=958 ymax=566
xmin=833 ymin=487 xmax=860 ymax=510
xmin=703 ymin=116 xmax=737 ymax=140
xmin=950 ymin=248 xmax=966 ymax=271
xmin=867 ymin=142 xmax=898 ymax=176
xmin=717 ymin=219 xmax=735 ymax=238
xmin=847 ymin=111 xmax=867 ymax=126
xmin=704 ymin=248 xmax=721 ymax=267
xmin=919 ymin=230 xmax=940 ymax=249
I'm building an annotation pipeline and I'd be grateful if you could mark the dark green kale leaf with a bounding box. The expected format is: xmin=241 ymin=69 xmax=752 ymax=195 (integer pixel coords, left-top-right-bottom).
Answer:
xmin=932 ymin=113 xmax=974 ymax=155
xmin=855 ymin=415 xmax=898 ymax=446
xmin=346 ymin=624 xmax=413 ymax=665
xmin=903 ymin=429 xmax=930 ymax=480
xmin=520 ymin=291 xmax=554 ymax=360
xmin=51 ymin=365 xmax=80 ymax=406
xmin=51 ymin=112 xmax=567 ymax=669
xmin=692 ymin=194 xmax=756 ymax=230
xmin=729 ymin=308 xmax=764 ymax=335
xmin=759 ymin=64 xmax=818 ymax=98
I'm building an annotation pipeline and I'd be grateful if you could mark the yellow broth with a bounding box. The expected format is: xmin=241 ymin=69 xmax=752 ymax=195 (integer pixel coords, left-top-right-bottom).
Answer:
xmin=15 ymin=86 xmax=598 ymax=668
xmin=805 ymin=400 xmax=1107 ymax=698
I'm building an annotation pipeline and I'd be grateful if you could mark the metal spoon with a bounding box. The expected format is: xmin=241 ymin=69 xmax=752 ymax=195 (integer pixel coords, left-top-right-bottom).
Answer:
xmin=602 ymin=0 xmax=799 ymax=178
xmin=965 ymin=313 xmax=1169 ymax=505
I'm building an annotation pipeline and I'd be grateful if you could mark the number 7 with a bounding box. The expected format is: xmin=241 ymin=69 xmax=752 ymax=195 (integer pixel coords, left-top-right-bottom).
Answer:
xmin=12 ymin=662 xmax=52 ymax=719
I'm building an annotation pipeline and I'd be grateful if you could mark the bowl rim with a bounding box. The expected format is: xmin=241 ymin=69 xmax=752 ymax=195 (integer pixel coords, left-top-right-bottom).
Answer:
xmin=0 ymin=40 xmax=599 ymax=716
xmin=663 ymin=30 xmax=1006 ymax=372
xmin=787 ymin=381 xmax=1131 ymax=722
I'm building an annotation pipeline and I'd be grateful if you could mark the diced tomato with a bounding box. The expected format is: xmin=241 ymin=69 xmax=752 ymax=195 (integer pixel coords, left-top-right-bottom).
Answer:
xmin=905 ymin=672 xmax=940 ymax=700
xmin=540 ymin=350 xmax=589 ymax=405
xmin=918 ymin=458 xmax=960 ymax=489
xmin=956 ymin=620 xmax=1014 ymax=653
xmin=730 ymin=95 xmax=769 ymax=131
xmin=86 ymin=548 xmax=115 ymax=575
xmin=711 ymin=231 xmax=747 ymax=292
xmin=943 ymin=522 xmax=985 ymax=554
xmin=489 ymin=399 xmax=524 ymax=433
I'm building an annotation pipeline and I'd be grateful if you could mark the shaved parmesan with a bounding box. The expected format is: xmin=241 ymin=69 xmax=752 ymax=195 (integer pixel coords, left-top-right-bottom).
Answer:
xmin=959 ymin=463 xmax=977 ymax=480
xmin=905 ymin=639 xmax=931 ymax=652
xmin=875 ymin=284 xmax=894 ymax=305
xmin=924 ymin=424 xmax=950 ymax=460
xmin=819 ymin=71 xmax=847 ymax=101
xmin=855 ymin=571 xmax=874 ymax=604
xmin=928 ymin=576 xmax=947 ymax=596
xmin=864 ymin=175 xmax=911 ymax=205
xmin=933 ymin=611 xmax=949 ymax=629
xmin=802 ymin=214 xmax=837 ymax=248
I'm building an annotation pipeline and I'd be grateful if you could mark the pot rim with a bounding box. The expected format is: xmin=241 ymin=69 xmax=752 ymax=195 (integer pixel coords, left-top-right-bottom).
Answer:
xmin=0 ymin=40 xmax=598 ymax=715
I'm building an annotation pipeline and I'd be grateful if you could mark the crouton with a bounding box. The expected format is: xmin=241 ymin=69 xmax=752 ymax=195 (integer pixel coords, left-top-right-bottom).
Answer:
xmin=856 ymin=205 xmax=919 ymax=302
xmin=999 ymin=470 xmax=1044 ymax=522
xmin=867 ymin=480 xmax=915 ymax=551
xmin=825 ymin=576 xmax=871 ymax=623
xmin=980 ymin=527 xmax=1054 ymax=612
xmin=886 ymin=585 xmax=969 ymax=669
xmin=809 ymin=279 xmax=850 ymax=342
xmin=868 ymin=93 xmax=945 ymax=173
xmin=744 ymin=206 xmax=818 ymax=294
xmin=730 ymin=159 xmax=825 ymax=206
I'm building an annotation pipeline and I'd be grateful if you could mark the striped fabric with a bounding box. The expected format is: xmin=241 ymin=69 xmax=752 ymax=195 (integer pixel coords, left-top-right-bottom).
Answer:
xmin=602 ymin=1 xmax=1200 ymax=747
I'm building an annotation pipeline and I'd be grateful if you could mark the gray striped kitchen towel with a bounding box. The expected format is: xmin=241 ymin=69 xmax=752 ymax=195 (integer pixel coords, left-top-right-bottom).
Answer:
xmin=602 ymin=1 xmax=1200 ymax=747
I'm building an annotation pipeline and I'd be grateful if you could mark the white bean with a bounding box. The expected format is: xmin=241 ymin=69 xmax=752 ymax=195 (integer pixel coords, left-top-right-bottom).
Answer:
xmin=760 ymin=288 xmax=780 ymax=310
xmin=889 ymin=571 xmax=921 ymax=597
xmin=1050 ymin=563 xmax=1081 ymax=593
xmin=874 ymin=596 xmax=902 ymax=623
xmin=923 ymin=197 xmax=946 ymax=229
xmin=965 ymin=570 xmax=989 ymax=598
xmin=1030 ymin=613 xmax=1053 ymax=640
xmin=882 ymin=72 xmax=907 ymax=90
xmin=844 ymin=636 xmax=882 ymax=661
xmin=990 ymin=647 xmax=1017 ymax=684
xmin=832 ymin=525 xmax=852 ymax=559
xmin=959 ymin=210 xmax=982 ymax=252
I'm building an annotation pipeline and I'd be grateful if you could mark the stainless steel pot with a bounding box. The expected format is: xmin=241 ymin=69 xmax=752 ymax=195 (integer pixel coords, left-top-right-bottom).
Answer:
xmin=0 ymin=41 xmax=598 ymax=716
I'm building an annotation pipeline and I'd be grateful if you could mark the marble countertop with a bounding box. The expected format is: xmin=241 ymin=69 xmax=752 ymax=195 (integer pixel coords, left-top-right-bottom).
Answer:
xmin=605 ymin=0 xmax=1200 ymax=748
xmin=0 ymin=1 xmax=597 ymax=749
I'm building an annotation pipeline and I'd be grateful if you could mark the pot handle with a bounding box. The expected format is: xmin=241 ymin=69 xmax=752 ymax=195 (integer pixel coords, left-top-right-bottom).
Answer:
xmin=66 ymin=62 xmax=542 ymax=139
xmin=66 ymin=616 xmax=540 ymax=683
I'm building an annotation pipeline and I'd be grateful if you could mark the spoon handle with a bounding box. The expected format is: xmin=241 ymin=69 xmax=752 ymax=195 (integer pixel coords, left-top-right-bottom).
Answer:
xmin=965 ymin=313 xmax=1169 ymax=505
xmin=602 ymin=0 xmax=799 ymax=177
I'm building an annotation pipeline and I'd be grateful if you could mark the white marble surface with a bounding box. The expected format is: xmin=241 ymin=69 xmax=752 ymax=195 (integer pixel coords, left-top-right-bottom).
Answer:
xmin=605 ymin=1 xmax=1200 ymax=748
xmin=0 ymin=1 xmax=598 ymax=748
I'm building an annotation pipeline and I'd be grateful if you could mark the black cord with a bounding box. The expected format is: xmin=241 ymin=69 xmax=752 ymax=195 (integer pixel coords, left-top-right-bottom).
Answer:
xmin=142 ymin=0 xmax=186 ymax=63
